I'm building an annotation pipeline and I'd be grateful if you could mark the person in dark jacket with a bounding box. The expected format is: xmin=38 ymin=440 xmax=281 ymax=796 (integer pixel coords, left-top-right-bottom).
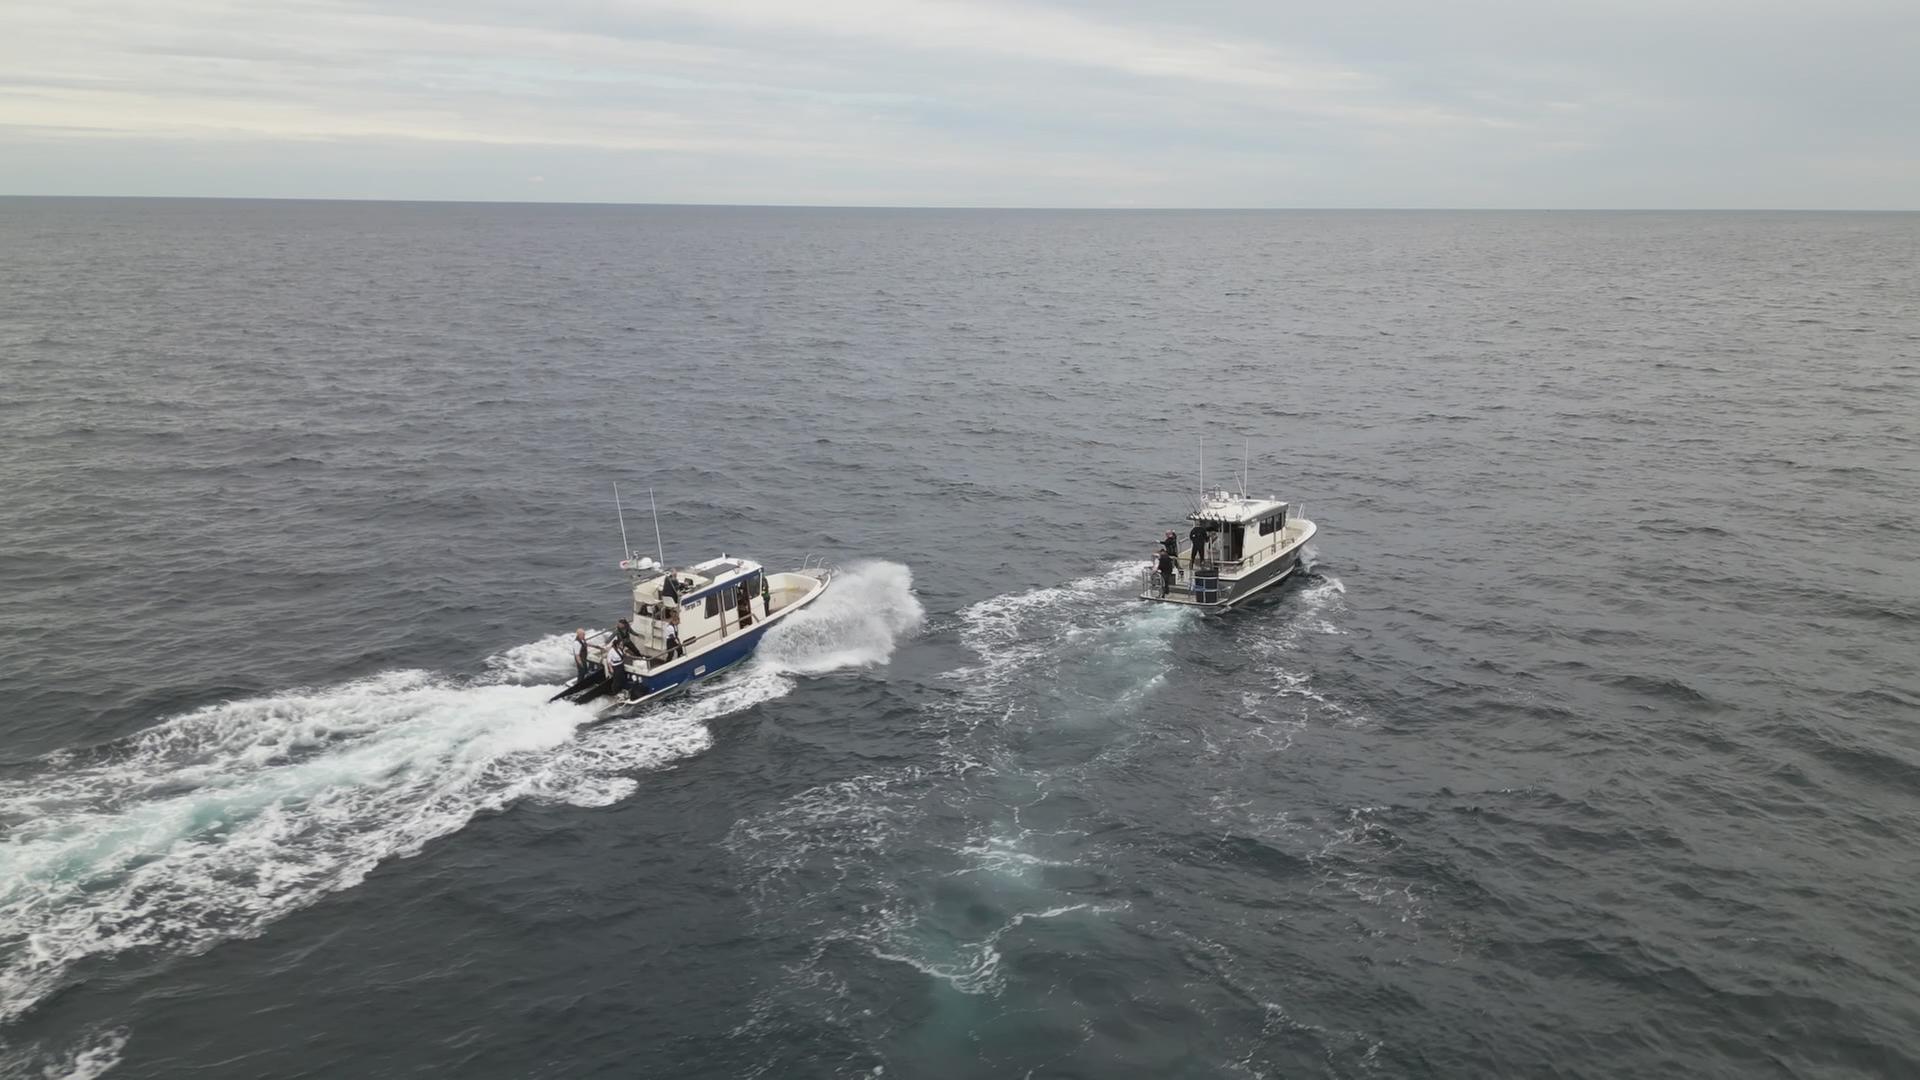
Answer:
xmin=614 ymin=617 xmax=644 ymax=654
xmin=1189 ymin=524 xmax=1210 ymax=567
xmin=1155 ymin=549 xmax=1176 ymax=596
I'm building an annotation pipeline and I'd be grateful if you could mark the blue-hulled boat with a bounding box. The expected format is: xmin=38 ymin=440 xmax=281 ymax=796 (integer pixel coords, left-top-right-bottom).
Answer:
xmin=551 ymin=553 xmax=833 ymax=714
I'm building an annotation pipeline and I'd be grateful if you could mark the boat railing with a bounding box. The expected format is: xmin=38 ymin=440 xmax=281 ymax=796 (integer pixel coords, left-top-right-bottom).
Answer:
xmin=1142 ymin=568 xmax=1196 ymax=599
xmin=1144 ymin=536 xmax=1298 ymax=598
xmin=778 ymin=551 xmax=834 ymax=576
xmin=1172 ymin=548 xmax=1266 ymax=577
xmin=1140 ymin=564 xmax=1236 ymax=603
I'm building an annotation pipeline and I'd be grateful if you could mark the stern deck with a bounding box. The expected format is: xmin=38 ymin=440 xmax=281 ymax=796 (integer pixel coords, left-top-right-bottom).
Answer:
xmin=1141 ymin=518 xmax=1314 ymax=608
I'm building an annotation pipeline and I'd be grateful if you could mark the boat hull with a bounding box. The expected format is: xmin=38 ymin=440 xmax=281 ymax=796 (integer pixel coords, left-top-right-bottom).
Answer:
xmin=1140 ymin=529 xmax=1313 ymax=610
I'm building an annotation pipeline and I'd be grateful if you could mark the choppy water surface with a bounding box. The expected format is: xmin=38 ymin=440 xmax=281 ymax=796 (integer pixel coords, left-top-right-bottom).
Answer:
xmin=1 ymin=201 xmax=1917 ymax=1078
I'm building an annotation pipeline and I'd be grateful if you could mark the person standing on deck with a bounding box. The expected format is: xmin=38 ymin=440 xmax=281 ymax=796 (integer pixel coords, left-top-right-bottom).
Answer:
xmin=614 ymin=618 xmax=644 ymax=655
xmin=602 ymin=637 xmax=630 ymax=696
xmin=663 ymin=617 xmax=685 ymax=660
xmin=573 ymin=629 xmax=593 ymax=679
xmin=1155 ymin=549 xmax=1176 ymax=597
xmin=1189 ymin=524 xmax=1210 ymax=568
xmin=761 ymin=575 xmax=772 ymax=616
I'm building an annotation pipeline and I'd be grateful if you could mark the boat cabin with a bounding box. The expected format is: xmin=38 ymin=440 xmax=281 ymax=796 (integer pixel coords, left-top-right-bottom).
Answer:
xmin=1186 ymin=492 xmax=1292 ymax=570
xmin=618 ymin=554 xmax=769 ymax=661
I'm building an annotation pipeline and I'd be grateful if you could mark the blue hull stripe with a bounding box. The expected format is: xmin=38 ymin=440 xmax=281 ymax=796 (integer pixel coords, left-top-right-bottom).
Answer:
xmin=602 ymin=589 xmax=823 ymax=713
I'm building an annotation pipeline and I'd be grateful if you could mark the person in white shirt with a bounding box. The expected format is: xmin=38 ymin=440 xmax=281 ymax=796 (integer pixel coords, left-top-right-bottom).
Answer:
xmin=573 ymin=628 xmax=592 ymax=679
xmin=603 ymin=637 xmax=629 ymax=696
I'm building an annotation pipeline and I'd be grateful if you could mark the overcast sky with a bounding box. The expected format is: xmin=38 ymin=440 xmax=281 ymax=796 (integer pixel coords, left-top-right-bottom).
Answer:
xmin=2 ymin=0 xmax=1915 ymax=207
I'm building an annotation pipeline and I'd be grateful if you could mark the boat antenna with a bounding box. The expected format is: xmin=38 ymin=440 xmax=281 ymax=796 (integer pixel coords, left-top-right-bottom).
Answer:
xmin=614 ymin=483 xmax=632 ymax=561
xmin=648 ymin=486 xmax=667 ymax=567
xmin=1198 ymin=436 xmax=1204 ymax=497
xmin=1242 ymin=436 xmax=1250 ymax=496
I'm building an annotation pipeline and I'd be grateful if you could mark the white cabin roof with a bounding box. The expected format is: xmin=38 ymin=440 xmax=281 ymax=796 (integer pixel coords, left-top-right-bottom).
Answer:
xmin=1188 ymin=491 xmax=1288 ymax=525
xmin=629 ymin=555 xmax=764 ymax=607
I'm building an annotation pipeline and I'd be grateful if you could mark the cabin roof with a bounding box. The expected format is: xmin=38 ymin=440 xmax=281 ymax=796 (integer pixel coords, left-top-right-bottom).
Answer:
xmin=630 ymin=555 xmax=764 ymax=607
xmin=1187 ymin=493 xmax=1288 ymax=525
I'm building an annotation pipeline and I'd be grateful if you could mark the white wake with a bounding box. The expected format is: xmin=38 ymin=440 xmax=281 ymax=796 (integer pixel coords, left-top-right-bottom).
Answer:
xmin=0 ymin=560 xmax=922 ymax=1029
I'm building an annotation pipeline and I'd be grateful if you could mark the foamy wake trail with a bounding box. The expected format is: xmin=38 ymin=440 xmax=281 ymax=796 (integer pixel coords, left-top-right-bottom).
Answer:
xmin=0 ymin=1025 xmax=127 ymax=1080
xmin=728 ymin=565 xmax=1166 ymax=1015
xmin=956 ymin=560 xmax=1143 ymax=656
xmin=946 ymin=560 xmax=1194 ymax=713
xmin=0 ymin=560 xmax=922 ymax=1029
xmin=1244 ymin=571 xmax=1365 ymax=725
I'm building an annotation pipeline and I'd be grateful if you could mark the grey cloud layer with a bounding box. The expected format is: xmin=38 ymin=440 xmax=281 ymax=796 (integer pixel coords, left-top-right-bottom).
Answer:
xmin=2 ymin=0 xmax=1914 ymax=205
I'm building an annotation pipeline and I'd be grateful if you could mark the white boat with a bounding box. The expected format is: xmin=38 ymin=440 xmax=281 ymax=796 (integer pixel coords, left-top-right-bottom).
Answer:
xmin=552 ymin=553 xmax=833 ymax=714
xmin=1140 ymin=489 xmax=1316 ymax=609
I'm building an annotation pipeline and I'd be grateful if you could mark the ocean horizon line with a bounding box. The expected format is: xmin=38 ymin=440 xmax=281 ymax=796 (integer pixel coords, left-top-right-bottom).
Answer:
xmin=1 ymin=194 xmax=1913 ymax=213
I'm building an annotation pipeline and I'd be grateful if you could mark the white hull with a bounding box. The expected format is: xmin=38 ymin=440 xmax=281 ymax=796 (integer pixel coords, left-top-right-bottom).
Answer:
xmin=1141 ymin=516 xmax=1317 ymax=609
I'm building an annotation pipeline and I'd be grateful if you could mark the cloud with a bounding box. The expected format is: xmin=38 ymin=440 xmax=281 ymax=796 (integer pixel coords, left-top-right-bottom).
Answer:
xmin=0 ymin=0 xmax=1914 ymax=205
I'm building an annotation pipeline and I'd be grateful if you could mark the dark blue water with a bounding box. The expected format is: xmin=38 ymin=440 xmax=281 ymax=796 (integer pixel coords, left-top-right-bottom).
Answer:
xmin=2 ymin=200 xmax=1918 ymax=1078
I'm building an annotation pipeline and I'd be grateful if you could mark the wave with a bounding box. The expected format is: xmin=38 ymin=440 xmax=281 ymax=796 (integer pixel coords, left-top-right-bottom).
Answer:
xmin=0 ymin=561 xmax=922 ymax=1028
xmin=727 ymin=765 xmax=1127 ymax=1003
xmin=756 ymin=561 xmax=925 ymax=675
xmin=861 ymin=901 xmax=1125 ymax=996
xmin=1238 ymin=571 xmax=1365 ymax=730
xmin=728 ymin=562 xmax=1183 ymax=1036
xmin=955 ymin=560 xmax=1144 ymax=659
xmin=951 ymin=559 xmax=1184 ymax=703
xmin=0 ymin=1025 xmax=127 ymax=1080
xmin=1602 ymin=671 xmax=1723 ymax=711
xmin=721 ymin=561 xmax=1385 ymax=1073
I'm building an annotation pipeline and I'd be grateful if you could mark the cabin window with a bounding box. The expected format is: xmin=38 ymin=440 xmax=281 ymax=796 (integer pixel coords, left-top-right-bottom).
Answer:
xmin=704 ymin=593 xmax=720 ymax=618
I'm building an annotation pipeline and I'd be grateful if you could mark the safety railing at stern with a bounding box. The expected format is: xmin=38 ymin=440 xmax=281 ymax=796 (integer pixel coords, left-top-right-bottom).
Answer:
xmin=1141 ymin=569 xmax=1195 ymax=598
